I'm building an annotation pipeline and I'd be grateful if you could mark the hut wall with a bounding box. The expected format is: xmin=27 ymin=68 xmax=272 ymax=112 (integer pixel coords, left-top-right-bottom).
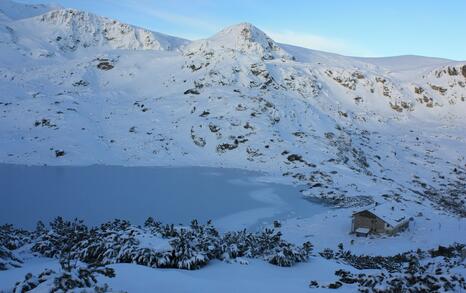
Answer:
xmin=388 ymin=220 xmax=409 ymax=234
xmin=352 ymin=213 xmax=387 ymax=233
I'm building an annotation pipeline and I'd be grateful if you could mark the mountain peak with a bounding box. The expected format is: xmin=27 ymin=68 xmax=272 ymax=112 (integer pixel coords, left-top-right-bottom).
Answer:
xmin=212 ymin=22 xmax=265 ymax=41
xmin=185 ymin=22 xmax=293 ymax=60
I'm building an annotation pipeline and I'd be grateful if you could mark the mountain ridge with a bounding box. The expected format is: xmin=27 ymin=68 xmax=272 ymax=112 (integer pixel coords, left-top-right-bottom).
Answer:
xmin=2 ymin=0 xmax=462 ymax=64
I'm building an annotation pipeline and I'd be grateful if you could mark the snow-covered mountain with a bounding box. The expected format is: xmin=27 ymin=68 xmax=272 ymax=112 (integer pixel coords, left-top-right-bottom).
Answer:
xmin=0 ymin=1 xmax=465 ymax=216
xmin=0 ymin=3 xmax=188 ymax=57
xmin=1 ymin=1 xmax=465 ymax=291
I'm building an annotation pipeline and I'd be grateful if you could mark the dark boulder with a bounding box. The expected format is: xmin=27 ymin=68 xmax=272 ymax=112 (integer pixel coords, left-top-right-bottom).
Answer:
xmin=55 ymin=150 xmax=65 ymax=157
xmin=184 ymin=89 xmax=200 ymax=95
xmin=97 ymin=61 xmax=114 ymax=70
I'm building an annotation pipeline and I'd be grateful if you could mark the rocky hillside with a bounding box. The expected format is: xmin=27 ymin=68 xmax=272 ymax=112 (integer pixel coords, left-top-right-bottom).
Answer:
xmin=0 ymin=2 xmax=465 ymax=216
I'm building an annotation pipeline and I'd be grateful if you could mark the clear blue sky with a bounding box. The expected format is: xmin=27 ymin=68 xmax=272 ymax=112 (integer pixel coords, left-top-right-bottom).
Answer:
xmin=20 ymin=0 xmax=466 ymax=60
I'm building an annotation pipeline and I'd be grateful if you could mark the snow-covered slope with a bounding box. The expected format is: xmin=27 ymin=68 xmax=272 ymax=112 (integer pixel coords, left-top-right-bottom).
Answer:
xmin=0 ymin=0 xmax=465 ymax=224
xmin=0 ymin=0 xmax=60 ymax=21
xmin=0 ymin=4 xmax=465 ymax=214
xmin=355 ymin=55 xmax=453 ymax=72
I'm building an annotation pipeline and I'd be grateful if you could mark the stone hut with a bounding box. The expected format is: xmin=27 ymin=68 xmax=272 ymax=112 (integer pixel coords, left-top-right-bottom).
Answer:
xmin=351 ymin=204 xmax=410 ymax=236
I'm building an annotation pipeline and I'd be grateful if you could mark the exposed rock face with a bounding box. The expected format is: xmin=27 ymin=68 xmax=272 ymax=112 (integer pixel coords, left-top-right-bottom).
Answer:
xmin=462 ymin=65 xmax=466 ymax=78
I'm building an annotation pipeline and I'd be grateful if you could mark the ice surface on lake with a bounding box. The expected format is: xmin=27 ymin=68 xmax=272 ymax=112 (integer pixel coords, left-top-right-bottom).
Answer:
xmin=0 ymin=164 xmax=325 ymax=230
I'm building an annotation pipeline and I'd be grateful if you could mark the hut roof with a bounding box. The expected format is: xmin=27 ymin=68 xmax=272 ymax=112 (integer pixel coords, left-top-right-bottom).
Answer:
xmin=354 ymin=204 xmax=408 ymax=227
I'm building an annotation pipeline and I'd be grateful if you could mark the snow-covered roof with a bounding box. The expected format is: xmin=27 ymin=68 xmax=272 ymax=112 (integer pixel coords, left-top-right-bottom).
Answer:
xmin=354 ymin=204 xmax=409 ymax=227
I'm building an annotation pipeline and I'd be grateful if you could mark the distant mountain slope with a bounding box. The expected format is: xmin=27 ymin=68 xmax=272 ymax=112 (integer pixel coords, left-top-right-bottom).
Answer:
xmin=0 ymin=0 xmax=60 ymax=21
xmin=355 ymin=55 xmax=455 ymax=72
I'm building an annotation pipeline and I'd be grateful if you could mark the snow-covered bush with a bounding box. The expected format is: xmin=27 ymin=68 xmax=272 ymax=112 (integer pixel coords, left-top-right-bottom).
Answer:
xmin=0 ymin=224 xmax=32 ymax=250
xmin=267 ymin=241 xmax=313 ymax=267
xmin=13 ymin=264 xmax=115 ymax=293
xmin=221 ymin=229 xmax=253 ymax=259
xmin=77 ymin=219 xmax=172 ymax=268
xmin=51 ymin=265 xmax=115 ymax=293
xmin=328 ymin=264 xmax=466 ymax=292
xmin=221 ymin=228 xmax=312 ymax=266
xmin=314 ymin=244 xmax=466 ymax=292
xmin=250 ymin=229 xmax=312 ymax=267
xmin=0 ymin=244 xmax=22 ymax=270
xmin=13 ymin=269 xmax=55 ymax=292
xmin=6 ymin=217 xmax=313 ymax=271
xmin=167 ymin=220 xmax=222 ymax=269
xmin=319 ymin=247 xmax=407 ymax=272
xmin=32 ymin=217 xmax=89 ymax=259
xmin=319 ymin=248 xmax=335 ymax=260
xmin=169 ymin=228 xmax=211 ymax=269
xmin=0 ymin=224 xmax=29 ymax=270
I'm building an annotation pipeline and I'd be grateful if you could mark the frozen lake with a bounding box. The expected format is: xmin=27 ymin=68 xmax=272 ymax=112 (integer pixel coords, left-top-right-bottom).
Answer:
xmin=0 ymin=164 xmax=326 ymax=230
